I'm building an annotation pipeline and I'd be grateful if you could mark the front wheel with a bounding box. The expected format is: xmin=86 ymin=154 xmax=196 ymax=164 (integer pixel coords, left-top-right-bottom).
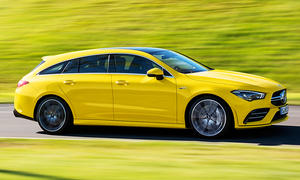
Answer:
xmin=36 ymin=97 xmax=72 ymax=134
xmin=189 ymin=96 xmax=233 ymax=137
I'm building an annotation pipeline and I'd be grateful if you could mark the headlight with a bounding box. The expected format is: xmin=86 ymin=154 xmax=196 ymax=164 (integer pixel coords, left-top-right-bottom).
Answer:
xmin=231 ymin=90 xmax=266 ymax=101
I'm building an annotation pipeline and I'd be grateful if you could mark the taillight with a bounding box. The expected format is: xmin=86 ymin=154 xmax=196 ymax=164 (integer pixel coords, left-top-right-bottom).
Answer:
xmin=17 ymin=80 xmax=29 ymax=88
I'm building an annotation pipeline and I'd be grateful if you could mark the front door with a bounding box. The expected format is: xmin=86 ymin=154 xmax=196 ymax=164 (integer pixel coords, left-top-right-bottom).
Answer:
xmin=110 ymin=54 xmax=177 ymax=123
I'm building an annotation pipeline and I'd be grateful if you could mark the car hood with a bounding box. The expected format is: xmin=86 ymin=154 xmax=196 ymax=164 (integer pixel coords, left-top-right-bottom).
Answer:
xmin=186 ymin=70 xmax=284 ymax=91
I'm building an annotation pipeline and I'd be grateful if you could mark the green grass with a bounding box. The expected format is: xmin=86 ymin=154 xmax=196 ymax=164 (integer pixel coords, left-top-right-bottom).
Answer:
xmin=0 ymin=138 xmax=299 ymax=180
xmin=0 ymin=0 xmax=300 ymax=104
xmin=288 ymin=93 xmax=300 ymax=105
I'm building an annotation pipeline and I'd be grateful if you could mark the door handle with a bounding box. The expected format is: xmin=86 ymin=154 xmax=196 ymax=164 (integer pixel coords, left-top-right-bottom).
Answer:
xmin=115 ymin=80 xmax=128 ymax=86
xmin=63 ymin=80 xmax=75 ymax=85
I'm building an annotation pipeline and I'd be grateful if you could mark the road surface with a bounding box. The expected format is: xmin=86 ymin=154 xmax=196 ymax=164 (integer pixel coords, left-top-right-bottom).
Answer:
xmin=0 ymin=104 xmax=299 ymax=146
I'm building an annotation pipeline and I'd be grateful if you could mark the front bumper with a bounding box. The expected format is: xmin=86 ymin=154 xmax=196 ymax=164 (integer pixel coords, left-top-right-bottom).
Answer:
xmin=228 ymin=87 xmax=289 ymax=129
xmin=235 ymin=105 xmax=288 ymax=129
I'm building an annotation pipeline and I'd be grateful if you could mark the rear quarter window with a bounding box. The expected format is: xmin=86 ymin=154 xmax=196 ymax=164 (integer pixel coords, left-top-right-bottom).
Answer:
xmin=39 ymin=62 xmax=67 ymax=75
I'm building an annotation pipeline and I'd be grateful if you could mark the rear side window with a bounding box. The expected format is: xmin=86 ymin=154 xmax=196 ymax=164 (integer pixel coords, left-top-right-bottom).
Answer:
xmin=63 ymin=59 xmax=79 ymax=73
xmin=62 ymin=55 xmax=109 ymax=74
xmin=79 ymin=55 xmax=109 ymax=73
xmin=39 ymin=62 xmax=67 ymax=75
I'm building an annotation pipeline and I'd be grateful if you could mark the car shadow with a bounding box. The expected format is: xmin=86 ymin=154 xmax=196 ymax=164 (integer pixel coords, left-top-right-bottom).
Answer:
xmin=38 ymin=124 xmax=300 ymax=146
xmin=0 ymin=169 xmax=75 ymax=180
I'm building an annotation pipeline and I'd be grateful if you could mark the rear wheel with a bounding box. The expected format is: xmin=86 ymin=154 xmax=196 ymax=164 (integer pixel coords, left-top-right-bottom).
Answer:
xmin=189 ymin=96 xmax=233 ymax=137
xmin=36 ymin=97 xmax=72 ymax=134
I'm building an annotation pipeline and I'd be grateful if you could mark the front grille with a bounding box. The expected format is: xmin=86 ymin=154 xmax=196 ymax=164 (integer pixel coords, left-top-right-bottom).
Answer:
xmin=272 ymin=111 xmax=287 ymax=122
xmin=271 ymin=89 xmax=287 ymax=106
xmin=244 ymin=108 xmax=270 ymax=124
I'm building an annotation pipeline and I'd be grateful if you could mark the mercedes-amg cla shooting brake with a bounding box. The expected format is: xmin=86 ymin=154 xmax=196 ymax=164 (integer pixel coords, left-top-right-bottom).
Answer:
xmin=14 ymin=47 xmax=288 ymax=137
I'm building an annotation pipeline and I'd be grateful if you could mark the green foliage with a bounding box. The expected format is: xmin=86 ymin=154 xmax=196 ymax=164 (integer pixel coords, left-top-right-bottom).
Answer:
xmin=0 ymin=0 xmax=299 ymax=103
xmin=0 ymin=138 xmax=299 ymax=179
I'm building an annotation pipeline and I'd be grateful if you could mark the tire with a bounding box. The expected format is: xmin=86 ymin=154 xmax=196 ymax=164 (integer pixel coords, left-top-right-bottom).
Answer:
xmin=188 ymin=95 xmax=233 ymax=138
xmin=36 ymin=96 xmax=72 ymax=134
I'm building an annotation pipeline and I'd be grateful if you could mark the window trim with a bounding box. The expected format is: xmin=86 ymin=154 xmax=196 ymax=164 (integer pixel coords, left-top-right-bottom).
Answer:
xmin=37 ymin=53 xmax=174 ymax=78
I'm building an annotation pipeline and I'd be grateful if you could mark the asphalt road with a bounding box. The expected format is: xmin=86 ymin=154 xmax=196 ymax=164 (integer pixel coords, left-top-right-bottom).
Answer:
xmin=0 ymin=104 xmax=299 ymax=146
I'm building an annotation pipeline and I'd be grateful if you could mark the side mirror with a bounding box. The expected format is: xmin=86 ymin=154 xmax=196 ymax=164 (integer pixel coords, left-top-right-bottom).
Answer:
xmin=147 ymin=68 xmax=164 ymax=80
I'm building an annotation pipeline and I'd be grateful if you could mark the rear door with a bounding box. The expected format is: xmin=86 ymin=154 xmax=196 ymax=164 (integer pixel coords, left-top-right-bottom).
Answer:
xmin=59 ymin=55 xmax=113 ymax=120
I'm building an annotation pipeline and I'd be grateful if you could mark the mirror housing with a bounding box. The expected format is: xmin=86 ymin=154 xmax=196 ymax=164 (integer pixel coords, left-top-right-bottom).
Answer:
xmin=147 ymin=68 xmax=164 ymax=80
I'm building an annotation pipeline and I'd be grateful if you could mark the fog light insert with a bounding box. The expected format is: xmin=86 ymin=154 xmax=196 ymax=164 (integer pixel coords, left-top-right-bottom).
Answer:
xmin=244 ymin=108 xmax=270 ymax=124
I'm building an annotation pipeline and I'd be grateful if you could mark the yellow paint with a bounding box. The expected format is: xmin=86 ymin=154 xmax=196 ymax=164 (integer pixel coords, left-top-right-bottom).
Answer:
xmin=14 ymin=48 xmax=288 ymax=129
xmin=147 ymin=68 xmax=163 ymax=75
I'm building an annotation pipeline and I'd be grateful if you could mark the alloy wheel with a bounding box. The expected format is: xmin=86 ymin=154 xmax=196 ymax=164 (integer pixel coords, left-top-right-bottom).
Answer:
xmin=191 ymin=99 xmax=227 ymax=137
xmin=37 ymin=99 xmax=67 ymax=133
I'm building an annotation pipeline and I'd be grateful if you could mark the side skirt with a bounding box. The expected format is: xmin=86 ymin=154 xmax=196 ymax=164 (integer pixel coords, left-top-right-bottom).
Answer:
xmin=74 ymin=119 xmax=186 ymax=129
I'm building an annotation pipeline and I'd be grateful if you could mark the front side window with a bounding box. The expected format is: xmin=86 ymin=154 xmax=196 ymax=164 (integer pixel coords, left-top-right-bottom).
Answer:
xmin=149 ymin=50 xmax=208 ymax=74
xmin=39 ymin=62 xmax=66 ymax=75
xmin=111 ymin=54 xmax=170 ymax=76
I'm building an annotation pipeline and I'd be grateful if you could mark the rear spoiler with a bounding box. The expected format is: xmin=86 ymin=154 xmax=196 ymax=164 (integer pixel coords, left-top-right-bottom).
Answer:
xmin=41 ymin=55 xmax=55 ymax=61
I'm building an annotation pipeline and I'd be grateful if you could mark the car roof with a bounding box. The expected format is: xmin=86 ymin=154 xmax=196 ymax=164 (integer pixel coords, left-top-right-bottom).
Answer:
xmin=99 ymin=47 xmax=167 ymax=54
xmin=42 ymin=47 xmax=168 ymax=62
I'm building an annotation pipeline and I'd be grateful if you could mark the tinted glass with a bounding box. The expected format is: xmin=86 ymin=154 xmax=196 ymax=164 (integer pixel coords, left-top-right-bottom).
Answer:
xmin=112 ymin=54 xmax=169 ymax=75
xmin=39 ymin=62 xmax=66 ymax=75
xmin=79 ymin=55 xmax=108 ymax=73
xmin=63 ymin=59 xmax=79 ymax=73
xmin=149 ymin=50 xmax=208 ymax=74
xmin=163 ymin=69 xmax=172 ymax=76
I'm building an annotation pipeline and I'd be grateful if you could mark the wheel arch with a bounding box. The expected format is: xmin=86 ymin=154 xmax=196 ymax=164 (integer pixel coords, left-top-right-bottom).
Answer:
xmin=34 ymin=94 xmax=74 ymax=122
xmin=184 ymin=93 xmax=234 ymax=129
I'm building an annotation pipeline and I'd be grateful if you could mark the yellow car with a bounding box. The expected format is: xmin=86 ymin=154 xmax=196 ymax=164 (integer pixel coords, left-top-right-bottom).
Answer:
xmin=14 ymin=47 xmax=288 ymax=137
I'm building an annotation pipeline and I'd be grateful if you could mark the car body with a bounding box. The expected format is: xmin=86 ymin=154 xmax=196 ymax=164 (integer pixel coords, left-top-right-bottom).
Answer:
xmin=14 ymin=47 xmax=288 ymax=137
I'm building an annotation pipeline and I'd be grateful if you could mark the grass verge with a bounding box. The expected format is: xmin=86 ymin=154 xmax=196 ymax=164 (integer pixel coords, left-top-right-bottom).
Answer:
xmin=0 ymin=138 xmax=299 ymax=179
xmin=288 ymin=93 xmax=300 ymax=105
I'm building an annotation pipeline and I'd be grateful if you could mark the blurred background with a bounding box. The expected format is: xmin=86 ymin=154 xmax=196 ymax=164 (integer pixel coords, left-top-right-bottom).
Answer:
xmin=0 ymin=0 xmax=299 ymax=103
xmin=0 ymin=1 xmax=300 ymax=179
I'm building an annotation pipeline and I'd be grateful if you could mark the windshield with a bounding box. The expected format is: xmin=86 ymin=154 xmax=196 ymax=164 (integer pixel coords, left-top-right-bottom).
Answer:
xmin=149 ymin=50 xmax=209 ymax=74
